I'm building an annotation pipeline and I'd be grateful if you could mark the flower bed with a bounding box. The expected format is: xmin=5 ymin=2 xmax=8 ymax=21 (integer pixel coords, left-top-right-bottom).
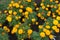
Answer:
xmin=0 ymin=0 xmax=60 ymax=40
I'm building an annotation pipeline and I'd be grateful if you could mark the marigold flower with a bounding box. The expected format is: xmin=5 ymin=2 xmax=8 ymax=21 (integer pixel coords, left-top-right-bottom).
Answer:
xmin=13 ymin=11 xmax=17 ymax=16
xmin=52 ymin=26 xmax=57 ymax=30
xmin=20 ymin=5 xmax=24 ymax=9
xmin=40 ymin=32 xmax=45 ymax=38
xmin=15 ymin=3 xmax=19 ymax=8
xmin=14 ymin=24 xmax=19 ymax=28
xmin=50 ymin=0 xmax=53 ymax=2
xmin=9 ymin=10 xmax=12 ymax=15
xmin=24 ymin=11 xmax=29 ymax=16
xmin=40 ymin=3 xmax=44 ymax=6
xmin=49 ymin=34 xmax=54 ymax=39
xmin=55 ymin=1 xmax=59 ymax=3
xmin=45 ymin=30 xmax=51 ymax=35
xmin=9 ymin=4 xmax=12 ymax=7
xmin=31 ymin=18 xmax=36 ymax=22
xmin=19 ymin=9 xmax=23 ymax=13
xmin=53 ymin=19 xmax=59 ymax=25
xmin=56 ymin=16 xmax=60 ymax=20
xmin=42 ymin=6 xmax=45 ymax=9
xmin=38 ymin=25 xmax=43 ymax=29
xmin=27 ymin=29 xmax=33 ymax=35
xmin=26 ymin=7 xmax=33 ymax=13
xmin=26 ymin=0 xmax=31 ymax=2
xmin=11 ymin=28 xmax=17 ymax=34
xmin=45 ymin=25 xmax=50 ymax=29
xmin=47 ymin=5 xmax=50 ymax=7
xmin=36 ymin=7 xmax=39 ymax=11
xmin=18 ymin=29 xmax=24 ymax=34
xmin=43 ymin=28 xmax=47 ymax=32
xmin=37 ymin=13 xmax=41 ymax=17
xmin=6 ymin=15 xmax=12 ymax=22
xmin=55 ymin=28 xmax=59 ymax=33
xmin=0 ymin=23 xmax=2 ymax=27
xmin=57 ymin=24 xmax=60 ymax=28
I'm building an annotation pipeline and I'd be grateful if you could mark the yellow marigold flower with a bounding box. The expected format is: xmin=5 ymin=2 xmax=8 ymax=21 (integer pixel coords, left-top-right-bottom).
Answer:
xmin=18 ymin=16 xmax=21 ymax=19
xmin=57 ymin=24 xmax=60 ymax=28
xmin=45 ymin=30 xmax=51 ymax=35
xmin=52 ymin=13 xmax=56 ymax=18
xmin=55 ymin=28 xmax=59 ymax=33
xmin=47 ymin=5 xmax=50 ymax=7
xmin=45 ymin=8 xmax=48 ymax=10
xmin=37 ymin=13 xmax=41 ymax=17
xmin=52 ymin=26 xmax=57 ymax=30
xmin=53 ymin=20 xmax=59 ymax=25
xmin=0 ymin=23 xmax=2 ymax=27
xmin=36 ymin=22 xmax=38 ymax=25
xmin=21 ymin=39 xmax=24 ymax=40
xmin=40 ymin=3 xmax=44 ymax=6
xmin=19 ymin=9 xmax=23 ymax=13
xmin=50 ymin=0 xmax=53 ymax=2
xmin=49 ymin=35 xmax=54 ymax=39
xmin=47 ymin=13 xmax=51 ymax=16
xmin=46 ymin=22 xmax=49 ymax=24
xmin=41 ymin=16 xmax=44 ymax=20
xmin=56 ymin=10 xmax=59 ymax=13
xmin=55 ymin=1 xmax=59 ymax=3
xmin=4 ymin=10 xmax=7 ymax=13
xmin=50 ymin=5 xmax=54 ymax=8
xmin=20 ymin=5 xmax=24 ymax=9
xmin=6 ymin=28 xmax=10 ymax=32
xmin=34 ymin=2 xmax=37 ymax=7
xmin=15 ymin=3 xmax=19 ymax=8
xmin=40 ymin=32 xmax=45 ymax=38
xmin=42 ymin=6 xmax=45 ymax=9
xmin=58 ymin=4 xmax=60 ymax=7
xmin=58 ymin=7 xmax=60 ymax=10
xmin=36 ymin=7 xmax=39 ymax=11
xmin=27 ymin=29 xmax=33 ymax=35
xmin=25 ymin=15 xmax=29 ymax=19
xmin=11 ymin=1 xmax=14 ymax=4
xmin=24 ymin=11 xmax=29 ymax=16
xmin=54 ymin=6 xmax=57 ymax=8
xmin=43 ymin=28 xmax=47 ymax=32
xmin=3 ymin=26 xmax=10 ymax=32
xmin=38 ymin=25 xmax=43 ymax=29
xmin=18 ymin=1 xmax=21 ymax=4
xmin=26 ymin=0 xmax=31 ymax=2
xmin=6 ymin=15 xmax=12 ymax=22
xmin=45 ymin=25 xmax=50 ymax=29
xmin=58 ymin=12 xmax=60 ymax=15
xmin=22 ymin=18 xmax=25 ymax=22
xmin=13 ymin=11 xmax=17 ymax=16
xmin=11 ymin=28 xmax=17 ymax=34
xmin=14 ymin=24 xmax=19 ymax=28
xmin=56 ymin=16 xmax=60 ymax=20
xmin=31 ymin=18 xmax=36 ymax=22
xmin=9 ymin=4 xmax=12 ymax=7
xmin=18 ymin=29 xmax=23 ymax=34
xmin=3 ymin=26 xmax=7 ymax=30
xmin=15 ymin=16 xmax=19 ymax=20
xmin=9 ymin=10 xmax=12 ymax=15
xmin=12 ymin=3 xmax=16 ymax=7
xmin=48 ymin=11 xmax=51 ymax=14
xmin=26 ymin=7 xmax=33 ymax=13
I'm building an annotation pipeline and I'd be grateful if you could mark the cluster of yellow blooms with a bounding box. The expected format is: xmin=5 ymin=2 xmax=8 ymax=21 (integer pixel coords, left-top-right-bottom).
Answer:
xmin=0 ymin=0 xmax=60 ymax=40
